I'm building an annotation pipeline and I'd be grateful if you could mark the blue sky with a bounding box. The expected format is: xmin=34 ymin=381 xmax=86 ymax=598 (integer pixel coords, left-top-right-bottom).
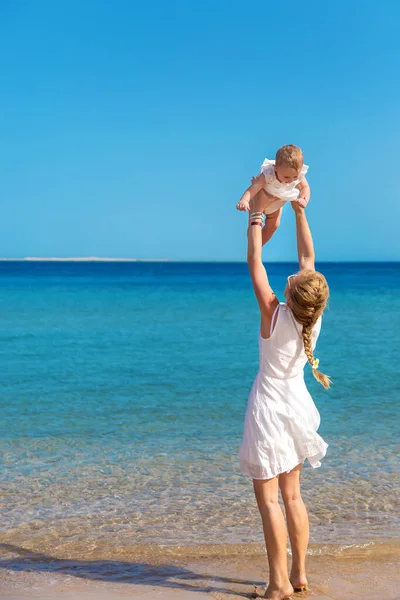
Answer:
xmin=1 ymin=0 xmax=399 ymax=261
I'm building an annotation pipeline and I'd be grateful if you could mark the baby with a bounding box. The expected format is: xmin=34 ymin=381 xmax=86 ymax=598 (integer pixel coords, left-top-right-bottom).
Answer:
xmin=236 ymin=145 xmax=310 ymax=244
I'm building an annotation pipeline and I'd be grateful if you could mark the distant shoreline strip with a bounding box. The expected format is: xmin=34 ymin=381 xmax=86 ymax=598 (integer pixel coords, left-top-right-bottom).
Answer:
xmin=0 ymin=257 xmax=169 ymax=262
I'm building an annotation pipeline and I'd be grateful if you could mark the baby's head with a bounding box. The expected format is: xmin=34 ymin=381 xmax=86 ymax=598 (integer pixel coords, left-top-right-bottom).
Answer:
xmin=275 ymin=145 xmax=304 ymax=183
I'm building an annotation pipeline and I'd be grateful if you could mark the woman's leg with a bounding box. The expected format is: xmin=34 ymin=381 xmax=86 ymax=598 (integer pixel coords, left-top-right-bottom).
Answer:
xmin=279 ymin=464 xmax=309 ymax=590
xmin=253 ymin=478 xmax=293 ymax=600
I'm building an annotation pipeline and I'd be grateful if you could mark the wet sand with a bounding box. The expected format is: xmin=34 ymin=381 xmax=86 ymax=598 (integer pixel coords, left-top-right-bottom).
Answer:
xmin=1 ymin=542 xmax=399 ymax=599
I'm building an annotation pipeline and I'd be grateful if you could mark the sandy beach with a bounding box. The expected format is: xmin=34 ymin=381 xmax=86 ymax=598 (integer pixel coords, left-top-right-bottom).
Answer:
xmin=1 ymin=542 xmax=399 ymax=600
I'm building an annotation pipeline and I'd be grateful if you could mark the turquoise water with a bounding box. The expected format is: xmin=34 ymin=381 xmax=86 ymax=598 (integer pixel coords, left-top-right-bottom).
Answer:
xmin=0 ymin=261 xmax=399 ymax=555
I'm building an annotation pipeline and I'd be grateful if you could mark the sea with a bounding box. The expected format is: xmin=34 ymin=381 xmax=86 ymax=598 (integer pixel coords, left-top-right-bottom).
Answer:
xmin=0 ymin=261 xmax=399 ymax=563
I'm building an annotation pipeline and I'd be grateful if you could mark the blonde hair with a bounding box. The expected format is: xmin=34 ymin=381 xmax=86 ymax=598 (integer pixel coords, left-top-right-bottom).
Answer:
xmin=288 ymin=270 xmax=331 ymax=389
xmin=276 ymin=145 xmax=304 ymax=171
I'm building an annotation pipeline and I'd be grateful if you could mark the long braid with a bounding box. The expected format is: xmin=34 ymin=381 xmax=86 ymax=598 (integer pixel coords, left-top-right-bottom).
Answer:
xmin=302 ymin=322 xmax=331 ymax=389
xmin=288 ymin=270 xmax=331 ymax=389
xmin=302 ymin=323 xmax=314 ymax=365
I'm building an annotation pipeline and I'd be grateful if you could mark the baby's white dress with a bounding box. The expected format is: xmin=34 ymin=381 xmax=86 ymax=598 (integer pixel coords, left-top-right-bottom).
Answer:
xmin=239 ymin=302 xmax=328 ymax=480
xmin=260 ymin=159 xmax=309 ymax=215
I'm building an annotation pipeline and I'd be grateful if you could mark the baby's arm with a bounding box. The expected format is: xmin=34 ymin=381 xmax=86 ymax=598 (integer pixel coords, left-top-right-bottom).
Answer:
xmin=236 ymin=174 xmax=266 ymax=211
xmin=295 ymin=177 xmax=310 ymax=208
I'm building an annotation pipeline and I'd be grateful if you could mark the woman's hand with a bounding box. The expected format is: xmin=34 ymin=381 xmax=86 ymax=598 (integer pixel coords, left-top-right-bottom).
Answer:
xmin=291 ymin=201 xmax=306 ymax=215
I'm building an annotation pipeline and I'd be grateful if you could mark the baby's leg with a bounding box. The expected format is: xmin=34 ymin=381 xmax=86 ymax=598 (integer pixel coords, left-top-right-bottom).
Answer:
xmin=262 ymin=208 xmax=282 ymax=245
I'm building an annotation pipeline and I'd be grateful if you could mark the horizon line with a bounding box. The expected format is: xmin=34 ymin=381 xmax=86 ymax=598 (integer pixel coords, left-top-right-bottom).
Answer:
xmin=0 ymin=257 xmax=399 ymax=264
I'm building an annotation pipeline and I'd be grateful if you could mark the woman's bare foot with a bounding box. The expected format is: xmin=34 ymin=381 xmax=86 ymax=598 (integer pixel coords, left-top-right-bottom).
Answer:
xmin=264 ymin=582 xmax=294 ymax=599
xmin=289 ymin=572 xmax=308 ymax=592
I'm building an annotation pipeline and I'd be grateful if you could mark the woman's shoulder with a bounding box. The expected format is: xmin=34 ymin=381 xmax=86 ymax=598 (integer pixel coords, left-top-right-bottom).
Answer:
xmin=262 ymin=302 xmax=289 ymax=339
xmin=312 ymin=314 xmax=322 ymax=335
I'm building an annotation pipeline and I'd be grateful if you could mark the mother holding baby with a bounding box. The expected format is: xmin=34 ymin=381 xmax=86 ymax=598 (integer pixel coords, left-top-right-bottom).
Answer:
xmin=238 ymin=158 xmax=331 ymax=599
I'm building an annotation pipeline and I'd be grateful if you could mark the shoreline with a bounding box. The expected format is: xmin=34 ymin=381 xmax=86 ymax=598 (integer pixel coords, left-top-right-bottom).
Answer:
xmin=0 ymin=540 xmax=399 ymax=599
xmin=2 ymin=540 xmax=398 ymax=561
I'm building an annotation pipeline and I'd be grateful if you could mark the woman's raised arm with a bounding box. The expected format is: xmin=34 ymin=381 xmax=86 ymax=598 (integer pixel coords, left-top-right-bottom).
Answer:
xmin=247 ymin=195 xmax=279 ymax=333
xmin=291 ymin=203 xmax=315 ymax=271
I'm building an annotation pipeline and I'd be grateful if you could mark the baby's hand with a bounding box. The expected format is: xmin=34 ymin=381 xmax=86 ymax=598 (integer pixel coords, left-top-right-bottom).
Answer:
xmin=236 ymin=199 xmax=250 ymax=211
xmin=296 ymin=196 xmax=309 ymax=209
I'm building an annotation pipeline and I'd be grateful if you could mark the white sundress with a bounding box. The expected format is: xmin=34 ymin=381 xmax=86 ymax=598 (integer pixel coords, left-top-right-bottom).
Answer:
xmin=239 ymin=302 xmax=328 ymax=480
xmin=260 ymin=158 xmax=309 ymax=215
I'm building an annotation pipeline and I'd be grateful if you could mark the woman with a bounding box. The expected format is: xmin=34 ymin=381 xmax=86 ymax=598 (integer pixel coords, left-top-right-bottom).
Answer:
xmin=239 ymin=189 xmax=330 ymax=600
